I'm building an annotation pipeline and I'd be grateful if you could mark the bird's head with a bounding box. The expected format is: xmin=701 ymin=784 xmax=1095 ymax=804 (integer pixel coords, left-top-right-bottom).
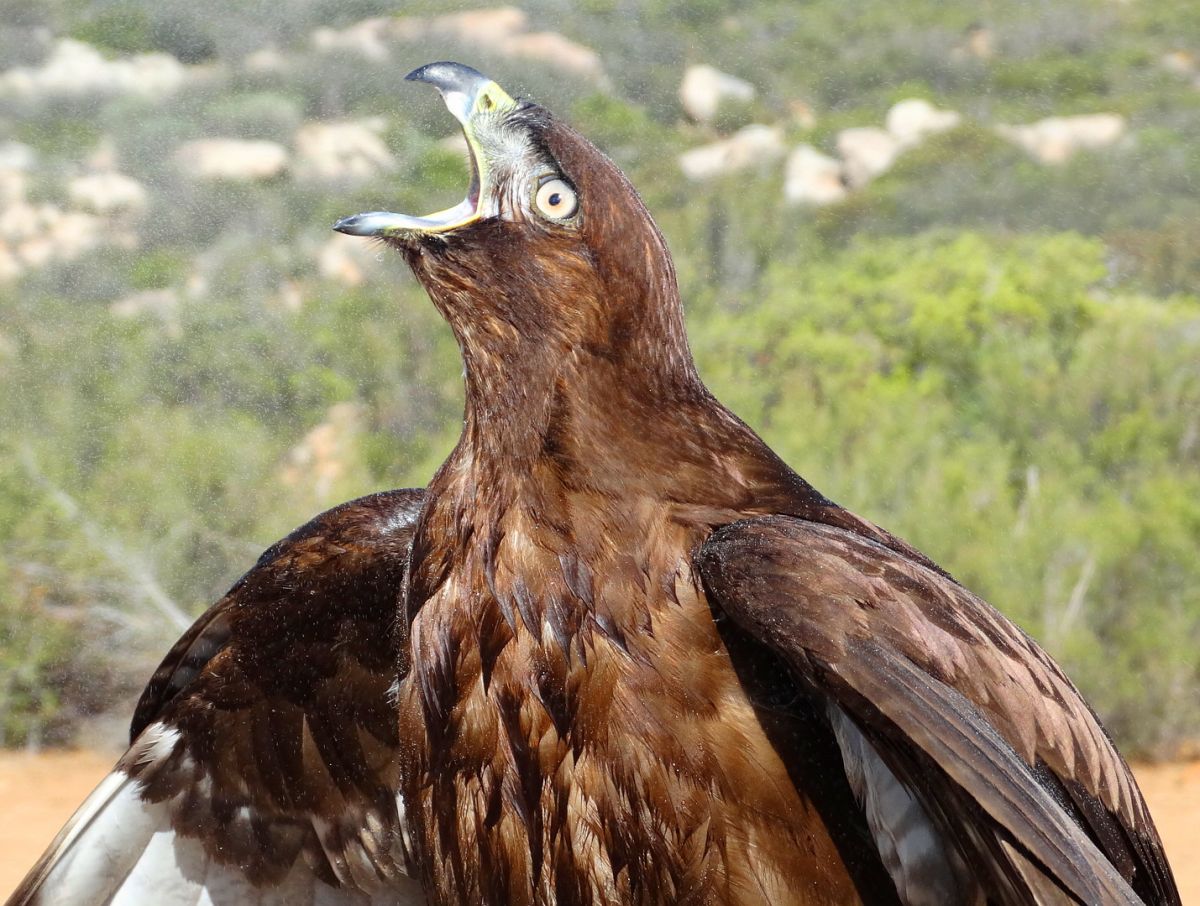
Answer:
xmin=334 ymin=62 xmax=691 ymax=383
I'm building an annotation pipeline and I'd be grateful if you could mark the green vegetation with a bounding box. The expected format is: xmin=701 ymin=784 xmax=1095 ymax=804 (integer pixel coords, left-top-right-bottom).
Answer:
xmin=1 ymin=0 xmax=1198 ymax=756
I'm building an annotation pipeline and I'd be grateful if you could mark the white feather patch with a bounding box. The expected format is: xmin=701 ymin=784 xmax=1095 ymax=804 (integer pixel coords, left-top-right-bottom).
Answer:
xmin=11 ymin=719 xmax=428 ymax=905
xmin=35 ymin=774 xmax=162 ymax=904
xmin=107 ymin=830 xmax=206 ymax=906
xmin=828 ymin=704 xmax=981 ymax=905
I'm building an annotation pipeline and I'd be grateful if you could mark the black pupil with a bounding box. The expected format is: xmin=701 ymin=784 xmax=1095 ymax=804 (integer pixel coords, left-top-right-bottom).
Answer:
xmin=548 ymin=192 xmax=562 ymax=206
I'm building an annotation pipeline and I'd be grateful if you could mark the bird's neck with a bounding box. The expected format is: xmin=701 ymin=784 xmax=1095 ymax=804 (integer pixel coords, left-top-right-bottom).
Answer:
xmin=425 ymin=276 xmax=842 ymax=529
xmin=429 ymin=342 xmax=834 ymax=543
xmin=442 ymin=295 xmax=700 ymax=478
xmin=453 ymin=338 xmax=697 ymax=483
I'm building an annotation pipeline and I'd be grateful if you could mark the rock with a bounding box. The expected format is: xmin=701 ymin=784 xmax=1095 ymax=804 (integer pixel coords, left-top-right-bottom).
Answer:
xmin=0 ymin=147 xmax=137 ymax=280
xmin=243 ymin=46 xmax=288 ymax=73
xmin=176 ymin=138 xmax=289 ymax=181
xmin=109 ymin=288 xmax=180 ymax=320
xmin=1159 ymin=50 xmax=1200 ymax=88
xmin=312 ymin=18 xmax=393 ymax=62
xmin=952 ymin=24 xmax=994 ymax=61
xmin=2 ymin=202 xmax=58 ymax=247
xmin=392 ymin=7 xmax=528 ymax=45
xmin=810 ymin=100 xmax=960 ymax=193
xmin=68 ymin=172 xmax=147 ymax=215
xmin=292 ymin=118 xmax=395 ymax=184
xmin=500 ymin=30 xmax=605 ymax=83
xmin=996 ymin=113 xmax=1126 ymax=164
xmin=271 ymin=279 xmax=305 ymax=313
xmin=0 ymin=170 xmax=26 ymax=207
xmin=318 ymin=232 xmax=385 ymax=286
xmin=0 ymin=203 xmax=98 ymax=280
xmin=0 ymin=243 xmax=20 ymax=282
xmin=678 ymin=124 xmax=784 ymax=181
xmin=85 ymin=136 xmax=119 ymax=173
xmin=0 ymin=141 xmax=36 ymax=173
xmin=280 ymin=402 xmax=367 ymax=504
xmin=110 ymin=288 xmax=185 ymax=338
xmin=784 ymin=145 xmax=846 ymax=206
xmin=788 ymin=99 xmax=817 ymax=130
xmin=439 ymin=132 xmax=469 ymax=156
xmin=316 ymin=8 xmax=606 ymax=83
xmin=3 ymin=206 xmax=110 ymax=269
xmin=0 ymin=39 xmax=186 ymax=101
xmin=836 ymin=127 xmax=902 ymax=187
xmin=886 ymin=99 xmax=962 ymax=147
xmin=679 ymin=64 xmax=756 ymax=125
xmin=0 ymin=142 xmax=35 ymax=207
xmin=1160 ymin=50 xmax=1196 ymax=76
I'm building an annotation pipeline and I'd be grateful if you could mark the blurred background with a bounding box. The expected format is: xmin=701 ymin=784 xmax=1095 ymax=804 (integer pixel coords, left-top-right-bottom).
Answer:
xmin=0 ymin=0 xmax=1198 ymax=872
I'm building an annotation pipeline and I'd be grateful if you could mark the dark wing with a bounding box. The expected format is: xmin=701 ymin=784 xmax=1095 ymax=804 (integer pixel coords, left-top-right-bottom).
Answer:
xmin=7 ymin=489 xmax=427 ymax=906
xmin=696 ymin=514 xmax=1179 ymax=906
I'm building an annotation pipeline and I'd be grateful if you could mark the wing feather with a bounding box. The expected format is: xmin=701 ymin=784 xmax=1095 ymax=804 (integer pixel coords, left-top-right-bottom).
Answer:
xmin=7 ymin=490 xmax=428 ymax=906
xmin=697 ymin=514 xmax=1179 ymax=906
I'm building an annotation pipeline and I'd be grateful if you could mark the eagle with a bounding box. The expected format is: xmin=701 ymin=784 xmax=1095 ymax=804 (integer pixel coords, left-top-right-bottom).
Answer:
xmin=8 ymin=62 xmax=1179 ymax=906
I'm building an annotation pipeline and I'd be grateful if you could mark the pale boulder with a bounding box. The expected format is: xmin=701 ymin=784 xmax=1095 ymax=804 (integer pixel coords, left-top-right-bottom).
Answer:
xmin=312 ymin=18 xmax=393 ymax=62
xmin=788 ymin=99 xmax=817 ymax=129
xmin=0 ymin=200 xmax=97 ymax=281
xmin=0 ymin=142 xmax=35 ymax=206
xmin=176 ymin=138 xmax=289 ymax=181
xmin=271 ymin=280 xmax=305 ymax=313
xmin=392 ymin=7 xmax=527 ymax=45
xmin=317 ymin=8 xmax=606 ymax=82
xmin=405 ymin=8 xmax=604 ymax=82
xmin=318 ymin=232 xmax=385 ymax=287
xmin=996 ymin=114 xmax=1126 ymax=164
xmin=110 ymin=288 xmax=180 ymax=321
xmin=836 ymin=127 xmax=902 ymax=187
xmin=0 ymin=144 xmax=136 ymax=280
xmin=1160 ymin=50 xmax=1196 ymax=77
xmin=293 ymin=119 xmax=395 ymax=184
xmin=679 ymin=125 xmax=784 ymax=181
xmin=280 ymin=402 xmax=367 ymax=504
xmin=501 ymin=30 xmax=606 ymax=83
xmin=0 ymin=244 xmax=20 ymax=282
xmin=243 ymin=47 xmax=288 ymax=73
xmin=679 ymin=64 xmax=756 ymax=125
xmin=3 ymin=206 xmax=110 ymax=270
xmin=0 ymin=170 xmax=26 ymax=207
xmin=0 ymin=141 xmax=36 ymax=173
xmin=886 ymin=99 xmax=962 ymax=147
xmin=0 ymin=199 xmax=47 ymax=244
xmin=110 ymin=286 xmax=192 ymax=339
xmin=952 ymin=25 xmax=994 ymax=61
xmin=68 ymin=172 xmax=147 ymax=215
xmin=784 ymin=145 xmax=846 ymax=206
xmin=85 ymin=136 xmax=120 ymax=173
xmin=0 ymin=39 xmax=186 ymax=101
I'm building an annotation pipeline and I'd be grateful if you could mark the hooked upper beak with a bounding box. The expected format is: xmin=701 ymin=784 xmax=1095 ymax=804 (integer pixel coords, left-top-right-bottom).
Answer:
xmin=332 ymin=62 xmax=518 ymax=238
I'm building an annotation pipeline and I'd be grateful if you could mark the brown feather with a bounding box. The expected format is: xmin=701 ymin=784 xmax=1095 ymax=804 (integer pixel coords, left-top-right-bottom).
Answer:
xmin=697 ymin=516 xmax=1178 ymax=904
xmin=126 ymin=489 xmax=424 ymax=887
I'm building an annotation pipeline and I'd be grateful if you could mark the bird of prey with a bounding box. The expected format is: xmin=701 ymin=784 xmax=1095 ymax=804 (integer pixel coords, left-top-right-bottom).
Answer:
xmin=8 ymin=62 xmax=1179 ymax=906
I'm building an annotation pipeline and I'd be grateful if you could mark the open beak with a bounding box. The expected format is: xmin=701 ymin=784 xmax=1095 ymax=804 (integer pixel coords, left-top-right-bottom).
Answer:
xmin=333 ymin=62 xmax=518 ymax=238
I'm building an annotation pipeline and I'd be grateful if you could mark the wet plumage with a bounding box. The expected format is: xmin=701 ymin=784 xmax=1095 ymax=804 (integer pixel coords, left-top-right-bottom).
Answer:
xmin=8 ymin=62 xmax=1179 ymax=906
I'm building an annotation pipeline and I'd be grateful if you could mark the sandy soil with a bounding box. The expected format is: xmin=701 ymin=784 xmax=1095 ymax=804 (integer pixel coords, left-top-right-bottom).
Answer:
xmin=1 ymin=750 xmax=1195 ymax=900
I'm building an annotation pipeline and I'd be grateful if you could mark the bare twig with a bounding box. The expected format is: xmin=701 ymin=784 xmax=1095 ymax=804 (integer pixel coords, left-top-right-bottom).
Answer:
xmin=1052 ymin=550 xmax=1097 ymax=647
xmin=17 ymin=445 xmax=192 ymax=633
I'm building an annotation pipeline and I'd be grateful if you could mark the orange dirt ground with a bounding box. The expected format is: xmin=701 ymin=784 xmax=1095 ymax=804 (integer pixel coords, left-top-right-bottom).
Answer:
xmin=1 ymin=750 xmax=1196 ymax=901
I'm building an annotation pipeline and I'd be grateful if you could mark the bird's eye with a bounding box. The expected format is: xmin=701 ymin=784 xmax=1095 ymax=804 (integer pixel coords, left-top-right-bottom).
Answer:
xmin=534 ymin=178 xmax=578 ymax=221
